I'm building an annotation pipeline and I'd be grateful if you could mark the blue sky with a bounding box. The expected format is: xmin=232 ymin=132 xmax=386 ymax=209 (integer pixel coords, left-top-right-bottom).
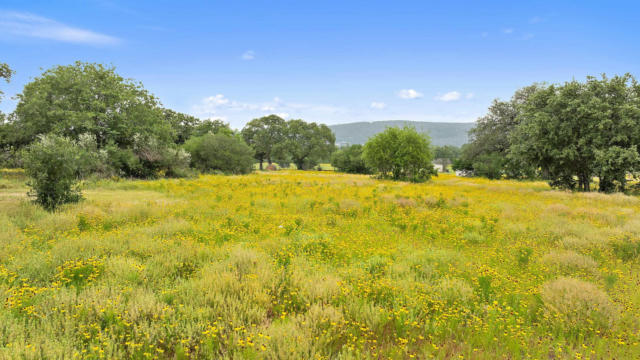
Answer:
xmin=1 ymin=1 xmax=639 ymax=129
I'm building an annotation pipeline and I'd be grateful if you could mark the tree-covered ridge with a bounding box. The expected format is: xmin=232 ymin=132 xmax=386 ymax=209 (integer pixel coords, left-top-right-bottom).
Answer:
xmin=329 ymin=120 xmax=474 ymax=147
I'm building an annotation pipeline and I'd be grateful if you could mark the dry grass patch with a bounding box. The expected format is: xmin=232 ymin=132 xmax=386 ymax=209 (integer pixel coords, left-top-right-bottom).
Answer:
xmin=541 ymin=277 xmax=618 ymax=332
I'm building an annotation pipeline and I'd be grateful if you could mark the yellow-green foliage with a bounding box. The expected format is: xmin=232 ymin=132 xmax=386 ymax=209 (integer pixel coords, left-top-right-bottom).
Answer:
xmin=1 ymin=171 xmax=640 ymax=359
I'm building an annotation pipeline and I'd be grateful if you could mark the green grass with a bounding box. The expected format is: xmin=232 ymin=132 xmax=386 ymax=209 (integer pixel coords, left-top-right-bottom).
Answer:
xmin=0 ymin=170 xmax=639 ymax=359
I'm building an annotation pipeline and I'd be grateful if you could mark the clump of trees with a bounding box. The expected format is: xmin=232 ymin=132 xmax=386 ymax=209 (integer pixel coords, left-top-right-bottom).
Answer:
xmin=241 ymin=115 xmax=335 ymax=170
xmin=458 ymin=74 xmax=640 ymax=193
xmin=184 ymin=133 xmax=254 ymax=174
xmin=363 ymin=127 xmax=436 ymax=182
xmin=330 ymin=144 xmax=371 ymax=174
xmin=0 ymin=62 xmax=343 ymax=210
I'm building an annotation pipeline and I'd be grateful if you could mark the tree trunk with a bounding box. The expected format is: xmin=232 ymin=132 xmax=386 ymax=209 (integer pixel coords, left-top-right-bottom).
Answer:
xmin=259 ymin=160 xmax=263 ymax=170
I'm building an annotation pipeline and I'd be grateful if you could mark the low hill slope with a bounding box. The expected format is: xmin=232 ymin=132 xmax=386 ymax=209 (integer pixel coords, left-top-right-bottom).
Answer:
xmin=329 ymin=120 xmax=475 ymax=147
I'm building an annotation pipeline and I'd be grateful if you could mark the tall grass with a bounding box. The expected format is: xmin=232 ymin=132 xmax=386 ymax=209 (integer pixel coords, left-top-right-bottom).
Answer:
xmin=0 ymin=170 xmax=639 ymax=358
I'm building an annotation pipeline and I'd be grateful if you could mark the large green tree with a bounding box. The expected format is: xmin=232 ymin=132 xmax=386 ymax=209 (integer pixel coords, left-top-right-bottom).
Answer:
xmin=9 ymin=61 xmax=172 ymax=149
xmin=510 ymin=74 xmax=640 ymax=192
xmin=363 ymin=127 xmax=435 ymax=182
xmin=241 ymin=115 xmax=287 ymax=170
xmin=282 ymin=119 xmax=335 ymax=170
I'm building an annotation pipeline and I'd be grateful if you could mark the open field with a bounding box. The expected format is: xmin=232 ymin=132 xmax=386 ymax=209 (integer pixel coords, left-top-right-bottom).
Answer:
xmin=1 ymin=171 xmax=640 ymax=359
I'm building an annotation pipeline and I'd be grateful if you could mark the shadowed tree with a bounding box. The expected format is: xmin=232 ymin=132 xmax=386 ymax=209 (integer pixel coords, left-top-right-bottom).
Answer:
xmin=241 ymin=115 xmax=287 ymax=170
xmin=282 ymin=119 xmax=335 ymax=170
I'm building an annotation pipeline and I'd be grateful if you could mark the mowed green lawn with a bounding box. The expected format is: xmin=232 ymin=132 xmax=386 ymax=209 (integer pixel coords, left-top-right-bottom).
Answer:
xmin=1 ymin=170 xmax=639 ymax=359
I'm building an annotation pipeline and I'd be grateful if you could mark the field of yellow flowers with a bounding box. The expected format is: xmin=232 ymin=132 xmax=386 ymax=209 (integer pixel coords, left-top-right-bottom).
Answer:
xmin=1 ymin=169 xmax=639 ymax=359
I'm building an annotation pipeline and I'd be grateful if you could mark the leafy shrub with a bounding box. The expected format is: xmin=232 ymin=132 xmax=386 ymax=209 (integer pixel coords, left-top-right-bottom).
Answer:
xmin=132 ymin=135 xmax=191 ymax=178
xmin=363 ymin=126 xmax=435 ymax=182
xmin=0 ymin=147 xmax=22 ymax=168
xmin=23 ymin=135 xmax=84 ymax=210
xmin=540 ymin=277 xmax=617 ymax=332
xmin=184 ymin=133 xmax=254 ymax=174
xmin=330 ymin=144 xmax=371 ymax=174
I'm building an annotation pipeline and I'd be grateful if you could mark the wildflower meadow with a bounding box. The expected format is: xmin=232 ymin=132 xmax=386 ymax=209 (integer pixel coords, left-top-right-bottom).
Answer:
xmin=1 ymin=170 xmax=639 ymax=359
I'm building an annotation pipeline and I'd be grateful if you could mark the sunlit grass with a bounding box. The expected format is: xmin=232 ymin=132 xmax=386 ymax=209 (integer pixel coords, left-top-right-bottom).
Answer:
xmin=1 ymin=170 xmax=639 ymax=358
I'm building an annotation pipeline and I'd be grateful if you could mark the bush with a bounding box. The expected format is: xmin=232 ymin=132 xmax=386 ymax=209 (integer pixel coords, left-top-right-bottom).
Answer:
xmin=540 ymin=277 xmax=617 ymax=332
xmin=23 ymin=135 xmax=83 ymax=210
xmin=131 ymin=135 xmax=191 ymax=178
xmin=330 ymin=144 xmax=371 ymax=174
xmin=363 ymin=127 xmax=435 ymax=182
xmin=184 ymin=133 xmax=254 ymax=174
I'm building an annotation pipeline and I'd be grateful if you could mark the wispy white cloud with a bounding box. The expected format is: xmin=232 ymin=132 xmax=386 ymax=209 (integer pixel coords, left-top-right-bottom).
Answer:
xmin=435 ymin=91 xmax=461 ymax=102
xmin=502 ymin=28 xmax=514 ymax=34
xmin=241 ymin=50 xmax=255 ymax=60
xmin=397 ymin=89 xmax=423 ymax=99
xmin=370 ymin=101 xmax=386 ymax=109
xmin=0 ymin=10 xmax=120 ymax=45
xmin=465 ymin=92 xmax=475 ymax=99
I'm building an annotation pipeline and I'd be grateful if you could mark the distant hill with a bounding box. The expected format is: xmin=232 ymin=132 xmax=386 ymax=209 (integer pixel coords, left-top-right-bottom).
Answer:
xmin=329 ymin=120 xmax=475 ymax=147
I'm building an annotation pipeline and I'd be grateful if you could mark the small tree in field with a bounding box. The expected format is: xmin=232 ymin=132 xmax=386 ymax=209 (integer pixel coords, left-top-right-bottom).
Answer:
xmin=23 ymin=135 xmax=83 ymax=211
xmin=363 ymin=127 xmax=435 ymax=182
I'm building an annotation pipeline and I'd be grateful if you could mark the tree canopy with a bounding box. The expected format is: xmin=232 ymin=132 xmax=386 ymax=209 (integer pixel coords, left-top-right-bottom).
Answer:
xmin=241 ymin=115 xmax=287 ymax=169
xmin=241 ymin=116 xmax=336 ymax=170
xmin=510 ymin=74 xmax=640 ymax=192
xmin=282 ymin=119 xmax=335 ymax=170
xmin=8 ymin=61 xmax=172 ymax=149
xmin=363 ymin=127 xmax=435 ymax=182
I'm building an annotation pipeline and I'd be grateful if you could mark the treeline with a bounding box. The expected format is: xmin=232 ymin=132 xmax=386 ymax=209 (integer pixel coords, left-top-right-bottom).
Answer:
xmin=0 ymin=61 xmax=336 ymax=209
xmin=454 ymin=74 xmax=640 ymax=193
